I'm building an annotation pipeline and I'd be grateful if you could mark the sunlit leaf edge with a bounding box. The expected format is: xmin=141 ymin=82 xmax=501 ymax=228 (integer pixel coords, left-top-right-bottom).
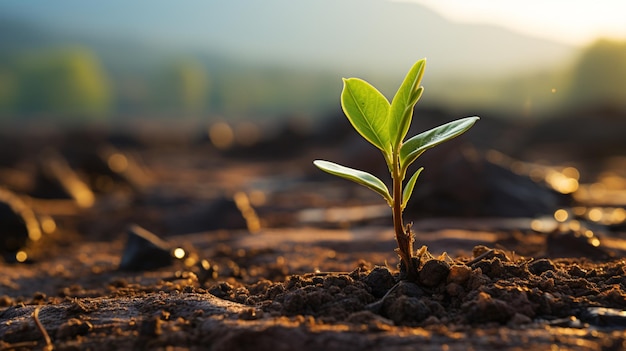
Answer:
xmin=313 ymin=160 xmax=392 ymax=205
xmin=389 ymin=59 xmax=426 ymax=150
xmin=400 ymin=116 xmax=479 ymax=170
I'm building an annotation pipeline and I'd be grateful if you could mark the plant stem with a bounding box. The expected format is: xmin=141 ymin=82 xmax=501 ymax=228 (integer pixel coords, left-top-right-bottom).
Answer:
xmin=391 ymin=152 xmax=417 ymax=281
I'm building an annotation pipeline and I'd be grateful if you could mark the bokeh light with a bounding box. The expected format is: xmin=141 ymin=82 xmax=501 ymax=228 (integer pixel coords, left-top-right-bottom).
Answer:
xmin=554 ymin=209 xmax=569 ymax=222
xmin=209 ymin=122 xmax=235 ymax=150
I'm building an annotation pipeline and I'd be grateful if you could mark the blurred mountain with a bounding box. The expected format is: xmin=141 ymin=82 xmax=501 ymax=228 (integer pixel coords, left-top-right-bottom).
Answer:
xmin=1 ymin=0 xmax=601 ymax=121
xmin=0 ymin=0 xmax=575 ymax=78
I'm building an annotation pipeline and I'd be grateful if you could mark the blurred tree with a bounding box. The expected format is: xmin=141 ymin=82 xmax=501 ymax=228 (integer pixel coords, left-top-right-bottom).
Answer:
xmin=566 ymin=39 xmax=626 ymax=109
xmin=154 ymin=58 xmax=209 ymax=117
xmin=14 ymin=47 xmax=111 ymax=120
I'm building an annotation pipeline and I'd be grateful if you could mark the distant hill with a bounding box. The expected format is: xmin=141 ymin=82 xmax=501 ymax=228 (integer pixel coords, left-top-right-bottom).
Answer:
xmin=0 ymin=0 xmax=590 ymax=120
xmin=0 ymin=0 xmax=575 ymax=78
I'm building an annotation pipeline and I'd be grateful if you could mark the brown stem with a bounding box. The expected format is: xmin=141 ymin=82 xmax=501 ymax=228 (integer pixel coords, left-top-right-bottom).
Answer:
xmin=392 ymin=155 xmax=417 ymax=281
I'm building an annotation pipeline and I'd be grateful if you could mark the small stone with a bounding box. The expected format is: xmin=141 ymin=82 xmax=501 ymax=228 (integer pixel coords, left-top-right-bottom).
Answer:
xmin=119 ymin=224 xmax=172 ymax=271
xmin=583 ymin=307 xmax=626 ymax=327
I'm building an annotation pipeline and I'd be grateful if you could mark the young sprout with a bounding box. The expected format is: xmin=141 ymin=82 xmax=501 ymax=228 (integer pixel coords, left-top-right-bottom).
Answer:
xmin=314 ymin=59 xmax=479 ymax=281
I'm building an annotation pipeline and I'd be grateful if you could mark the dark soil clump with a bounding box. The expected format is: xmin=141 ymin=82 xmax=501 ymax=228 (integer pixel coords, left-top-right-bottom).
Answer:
xmin=210 ymin=249 xmax=626 ymax=330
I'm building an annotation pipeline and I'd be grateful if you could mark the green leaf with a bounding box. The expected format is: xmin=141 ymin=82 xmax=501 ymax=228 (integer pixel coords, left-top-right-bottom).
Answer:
xmin=313 ymin=160 xmax=392 ymax=205
xmin=389 ymin=59 xmax=426 ymax=151
xmin=400 ymin=116 xmax=479 ymax=171
xmin=402 ymin=167 xmax=423 ymax=210
xmin=341 ymin=78 xmax=391 ymax=153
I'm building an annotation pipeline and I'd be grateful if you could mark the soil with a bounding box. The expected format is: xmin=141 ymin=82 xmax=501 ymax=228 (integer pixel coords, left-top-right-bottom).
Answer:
xmin=1 ymin=112 xmax=626 ymax=350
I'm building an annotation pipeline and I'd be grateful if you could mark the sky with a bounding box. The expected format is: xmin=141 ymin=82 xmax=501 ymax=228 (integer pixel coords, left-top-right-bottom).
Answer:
xmin=403 ymin=0 xmax=626 ymax=45
xmin=2 ymin=1 xmax=624 ymax=49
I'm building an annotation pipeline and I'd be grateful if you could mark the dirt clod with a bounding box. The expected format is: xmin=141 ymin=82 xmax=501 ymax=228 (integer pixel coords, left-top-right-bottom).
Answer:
xmin=447 ymin=264 xmax=471 ymax=284
xmin=363 ymin=266 xmax=396 ymax=298
xmin=463 ymin=291 xmax=515 ymax=324
xmin=384 ymin=296 xmax=431 ymax=325
xmin=529 ymin=258 xmax=556 ymax=275
xmin=418 ymin=259 xmax=450 ymax=287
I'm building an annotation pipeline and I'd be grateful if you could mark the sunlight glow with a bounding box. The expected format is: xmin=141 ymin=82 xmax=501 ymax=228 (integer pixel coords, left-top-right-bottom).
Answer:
xmin=397 ymin=0 xmax=626 ymax=45
xmin=545 ymin=168 xmax=579 ymax=194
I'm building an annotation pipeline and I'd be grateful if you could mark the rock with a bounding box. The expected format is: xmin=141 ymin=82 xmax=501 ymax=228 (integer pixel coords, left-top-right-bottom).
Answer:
xmin=582 ymin=307 xmax=626 ymax=327
xmin=546 ymin=228 xmax=613 ymax=260
xmin=163 ymin=196 xmax=247 ymax=234
xmin=119 ymin=224 xmax=173 ymax=271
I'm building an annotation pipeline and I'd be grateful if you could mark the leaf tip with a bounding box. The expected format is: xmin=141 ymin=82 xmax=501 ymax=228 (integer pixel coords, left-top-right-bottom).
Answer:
xmin=467 ymin=116 xmax=480 ymax=124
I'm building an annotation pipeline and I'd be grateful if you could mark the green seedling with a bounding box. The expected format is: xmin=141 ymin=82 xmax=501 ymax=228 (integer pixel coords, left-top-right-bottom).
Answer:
xmin=314 ymin=59 xmax=479 ymax=281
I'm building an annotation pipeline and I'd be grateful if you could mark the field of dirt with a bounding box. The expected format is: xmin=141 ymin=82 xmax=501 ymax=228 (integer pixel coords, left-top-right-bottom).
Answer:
xmin=2 ymin=108 xmax=626 ymax=350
